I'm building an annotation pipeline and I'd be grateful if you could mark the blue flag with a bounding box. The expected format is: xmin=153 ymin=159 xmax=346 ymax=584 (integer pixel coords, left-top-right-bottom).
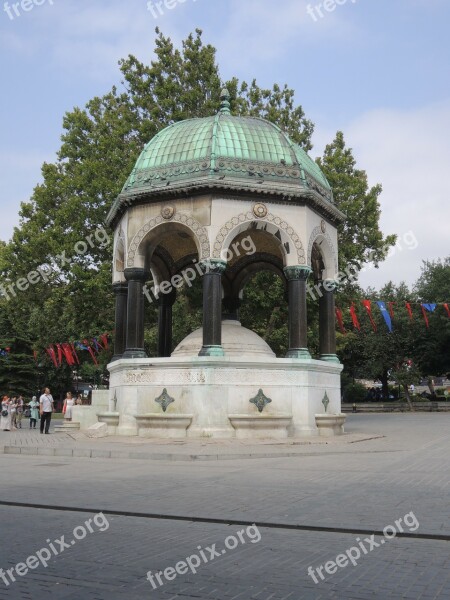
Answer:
xmin=422 ymin=304 xmax=437 ymax=313
xmin=376 ymin=301 xmax=393 ymax=333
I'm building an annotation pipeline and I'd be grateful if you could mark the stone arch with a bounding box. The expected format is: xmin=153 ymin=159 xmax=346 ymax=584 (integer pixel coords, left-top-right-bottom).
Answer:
xmin=212 ymin=211 xmax=306 ymax=266
xmin=127 ymin=213 xmax=211 ymax=269
xmin=307 ymin=226 xmax=338 ymax=279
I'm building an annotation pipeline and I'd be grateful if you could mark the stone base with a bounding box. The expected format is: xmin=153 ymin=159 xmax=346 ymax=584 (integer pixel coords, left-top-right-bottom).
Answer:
xmin=101 ymin=356 xmax=343 ymax=440
xmin=86 ymin=422 xmax=108 ymax=438
xmin=135 ymin=414 xmax=193 ymax=438
xmin=54 ymin=421 xmax=80 ymax=432
xmin=229 ymin=415 xmax=292 ymax=439
xmin=97 ymin=412 xmax=120 ymax=435
xmin=315 ymin=413 xmax=346 ymax=436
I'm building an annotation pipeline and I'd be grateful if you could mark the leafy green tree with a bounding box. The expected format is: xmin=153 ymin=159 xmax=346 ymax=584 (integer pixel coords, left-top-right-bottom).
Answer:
xmin=412 ymin=258 xmax=450 ymax=378
xmin=0 ymin=28 xmax=397 ymax=384
xmin=317 ymin=132 xmax=396 ymax=277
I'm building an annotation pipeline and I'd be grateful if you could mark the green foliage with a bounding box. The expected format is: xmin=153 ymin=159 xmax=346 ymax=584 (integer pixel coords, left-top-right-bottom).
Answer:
xmin=0 ymin=29 xmax=409 ymax=392
xmin=240 ymin=272 xmax=288 ymax=357
xmin=342 ymin=382 xmax=367 ymax=403
xmin=317 ymin=132 xmax=396 ymax=277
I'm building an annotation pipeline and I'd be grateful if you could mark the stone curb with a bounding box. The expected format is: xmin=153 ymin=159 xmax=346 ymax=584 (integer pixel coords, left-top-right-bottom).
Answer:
xmin=1 ymin=445 xmax=364 ymax=462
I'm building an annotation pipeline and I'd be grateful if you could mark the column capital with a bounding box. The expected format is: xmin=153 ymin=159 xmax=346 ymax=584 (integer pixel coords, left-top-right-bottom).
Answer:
xmin=198 ymin=259 xmax=227 ymax=275
xmin=124 ymin=268 xmax=150 ymax=282
xmin=112 ymin=281 xmax=128 ymax=295
xmin=283 ymin=265 xmax=312 ymax=281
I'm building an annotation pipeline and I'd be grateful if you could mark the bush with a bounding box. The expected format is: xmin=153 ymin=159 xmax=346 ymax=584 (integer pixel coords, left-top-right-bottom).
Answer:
xmin=343 ymin=382 xmax=368 ymax=403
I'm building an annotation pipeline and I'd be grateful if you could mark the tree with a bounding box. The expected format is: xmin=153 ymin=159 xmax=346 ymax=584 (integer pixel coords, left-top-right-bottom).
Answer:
xmin=0 ymin=29 xmax=395 ymax=386
xmin=412 ymin=258 xmax=450 ymax=378
xmin=338 ymin=282 xmax=416 ymax=401
xmin=317 ymin=132 xmax=396 ymax=277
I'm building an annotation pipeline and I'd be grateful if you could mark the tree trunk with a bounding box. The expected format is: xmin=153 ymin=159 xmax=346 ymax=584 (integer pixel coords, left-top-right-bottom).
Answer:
xmin=263 ymin=307 xmax=280 ymax=342
xmin=403 ymin=385 xmax=414 ymax=411
xmin=381 ymin=370 xmax=389 ymax=400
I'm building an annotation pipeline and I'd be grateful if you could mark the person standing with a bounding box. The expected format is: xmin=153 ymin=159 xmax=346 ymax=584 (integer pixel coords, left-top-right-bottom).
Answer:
xmin=28 ymin=396 xmax=40 ymax=429
xmin=62 ymin=392 xmax=74 ymax=421
xmin=10 ymin=397 xmax=17 ymax=430
xmin=1 ymin=396 xmax=12 ymax=431
xmin=39 ymin=388 xmax=54 ymax=434
xmin=16 ymin=396 xmax=24 ymax=429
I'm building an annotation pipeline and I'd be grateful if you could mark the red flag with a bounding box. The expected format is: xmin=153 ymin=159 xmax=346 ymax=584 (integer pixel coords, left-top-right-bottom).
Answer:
xmin=61 ymin=343 xmax=75 ymax=366
xmin=362 ymin=300 xmax=377 ymax=332
xmin=83 ymin=339 xmax=99 ymax=365
xmin=46 ymin=346 xmax=58 ymax=368
xmin=421 ymin=305 xmax=430 ymax=328
xmin=350 ymin=303 xmax=361 ymax=331
xmin=405 ymin=302 xmax=413 ymax=321
xmin=444 ymin=303 xmax=450 ymax=318
xmin=33 ymin=350 xmax=38 ymax=362
xmin=70 ymin=343 xmax=80 ymax=365
xmin=55 ymin=343 xmax=63 ymax=367
xmin=99 ymin=334 xmax=109 ymax=350
xmin=335 ymin=307 xmax=346 ymax=334
xmin=388 ymin=302 xmax=395 ymax=318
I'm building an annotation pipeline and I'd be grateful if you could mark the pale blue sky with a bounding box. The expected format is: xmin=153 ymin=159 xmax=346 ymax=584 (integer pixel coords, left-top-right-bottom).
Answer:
xmin=1 ymin=0 xmax=449 ymax=288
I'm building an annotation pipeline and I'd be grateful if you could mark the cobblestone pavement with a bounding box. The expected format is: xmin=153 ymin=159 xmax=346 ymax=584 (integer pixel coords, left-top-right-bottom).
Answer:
xmin=0 ymin=414 xmax=448 ymax=599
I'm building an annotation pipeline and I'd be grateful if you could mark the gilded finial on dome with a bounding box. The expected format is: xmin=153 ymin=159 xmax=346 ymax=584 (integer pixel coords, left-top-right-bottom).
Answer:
xmin=219 ymin=87 xmax=231 ymax=115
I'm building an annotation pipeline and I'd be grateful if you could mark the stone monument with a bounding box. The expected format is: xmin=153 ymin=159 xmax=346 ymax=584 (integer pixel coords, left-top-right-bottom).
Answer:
xmin=89 ymin=89 xmax=346 ymax=438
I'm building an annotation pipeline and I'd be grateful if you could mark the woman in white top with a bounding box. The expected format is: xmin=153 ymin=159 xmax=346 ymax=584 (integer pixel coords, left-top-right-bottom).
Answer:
xmin=1 ymin=396 xmax=12 ymax=431
xmin=62 ymin=392 xmax=74 ymax=421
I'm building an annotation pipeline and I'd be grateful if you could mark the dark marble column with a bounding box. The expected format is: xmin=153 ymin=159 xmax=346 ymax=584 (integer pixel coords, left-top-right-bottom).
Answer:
xmin=158 ymin=288 xmax=177 ymax=358
xmin=199 ymin=260 xmax=227 ymax=357
xmin=111 ymin=282 xmax=128 ymax=361
xmin=284 ymin=266 xmax=312 ymax=359
xmin=319 ymin=279 xmax=340 ymax=363
xmin=123 ymin=268 xmax=149 ymax=359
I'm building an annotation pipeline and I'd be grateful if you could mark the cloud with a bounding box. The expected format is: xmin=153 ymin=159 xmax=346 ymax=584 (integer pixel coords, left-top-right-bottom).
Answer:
xmin=313 ymin=100 xmax=450 ymax=289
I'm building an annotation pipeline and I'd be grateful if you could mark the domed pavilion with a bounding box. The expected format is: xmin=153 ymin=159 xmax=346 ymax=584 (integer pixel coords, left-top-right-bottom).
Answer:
xmin=101 ymin=89 xmax=346 ymax=439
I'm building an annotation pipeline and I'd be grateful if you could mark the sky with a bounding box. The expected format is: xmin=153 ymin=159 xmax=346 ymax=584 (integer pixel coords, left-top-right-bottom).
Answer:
xmin=0 ymin=0 xmax=449 ymax=290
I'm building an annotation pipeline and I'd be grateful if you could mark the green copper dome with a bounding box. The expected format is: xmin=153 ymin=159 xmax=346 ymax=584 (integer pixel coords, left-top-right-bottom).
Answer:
xmin=107 ymin=90 xmax=342 ymax=227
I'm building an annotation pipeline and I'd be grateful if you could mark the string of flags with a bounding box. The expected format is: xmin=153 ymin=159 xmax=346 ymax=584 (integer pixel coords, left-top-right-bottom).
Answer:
xmin=0 ymin=347 xmax=11 ymax=358
xmin=336 ymin=302 xmax=450 ymax=334
xmin=41 ymin=334 xmax=111 ymax=368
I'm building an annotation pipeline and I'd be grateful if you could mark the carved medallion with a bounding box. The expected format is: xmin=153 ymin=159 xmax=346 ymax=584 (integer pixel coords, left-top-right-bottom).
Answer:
xmin=253 ymin=203 xmax=268 ymax=219
xmin=321 ymin=219 xmax=326 ymax=233
xmin=250 ymin=389 xmax=272 ymax=413
xmin=161 ymin=205 xmax=175 ymax=220
xmin=155 ymin=388 xmax=175 ymax=412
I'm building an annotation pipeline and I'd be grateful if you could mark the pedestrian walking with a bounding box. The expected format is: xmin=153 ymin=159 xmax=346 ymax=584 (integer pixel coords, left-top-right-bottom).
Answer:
xmin=16 ymin=396 xmax=24 ymax=429
xmin=10 ymin=397 xmax=17 ymax=430
xmin=39 ymin=388 xmax=54 ymax=434
xmin=28 ymin=396 xmax=40 ymax=429
xmin=62 ymin=392 xmax=74 ymax=421
xmin=1 ymin=396 xmax=12 ymax=431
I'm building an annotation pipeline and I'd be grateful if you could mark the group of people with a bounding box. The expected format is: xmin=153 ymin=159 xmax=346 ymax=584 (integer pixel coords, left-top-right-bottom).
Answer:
xmin=1 ymin=389 xmax=82 ymax=434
